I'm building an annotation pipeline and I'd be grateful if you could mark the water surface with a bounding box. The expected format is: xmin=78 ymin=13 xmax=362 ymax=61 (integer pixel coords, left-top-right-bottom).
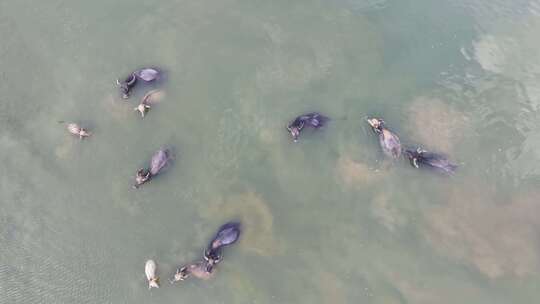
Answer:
xmin=1 ymin=0 xmax=540 ymax=303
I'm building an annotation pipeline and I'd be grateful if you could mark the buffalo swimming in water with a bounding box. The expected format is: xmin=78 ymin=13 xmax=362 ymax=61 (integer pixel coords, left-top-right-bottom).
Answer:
xmin=66 ymin=123 xmax=91 ymax=139
xmin=133 ymin=148 xmax=172 ymax=188
xmin=203 ymin=222 xmax=241 ymax=266
xmin=134 ymin=90 xmax=155 ymax=118
xmin=171 ymin=222 xmax=241 ymax=284
xmin=134 ymin=102 xmax=151 ymax=118
xmin=171 ymin=260 xmax=216 ymax=283
xmin=145 ymin=259 xmax=160 ymax=289
xmin=367 ymin=117 xmax=402 ymax=159
xmin=134 ymin=68 xmax=160 ymax=81
xmin=135 ymin=169 xmax=151 ymax=187
xmin=207 ymin=222 xmax=241 ymax=251
xmin=117 ymin=74 xmax=137 ymax=99
xmin=149 ymin=149 xmax=171 ymax=175
xmin=404 ymin=147 xmax=457 ymax=174
xmin=287 ymin=112 xmax=329 ymax=142
xmin=117 ymin=68 xmax=160 ymax=99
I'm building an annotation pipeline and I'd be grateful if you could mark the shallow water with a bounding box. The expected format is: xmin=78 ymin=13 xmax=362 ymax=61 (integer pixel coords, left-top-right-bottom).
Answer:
xmin=1 ymin=0 xmax=540 ymax=303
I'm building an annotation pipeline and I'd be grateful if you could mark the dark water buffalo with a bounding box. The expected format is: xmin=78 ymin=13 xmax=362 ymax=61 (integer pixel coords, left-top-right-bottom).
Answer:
xmin=367 ymin=118 xmax=402 ymax=159
xmin=208 ymin=222 xmax=241 ymax=250
xmin=117 ymin=74 xmax=137 ymax=99
xmin=150 ymin=149 xmax=171 ymax=175
xmin=134 ymin=169 xmax=151 ymax=188
xmin=287 ymin=112 xmax=329 ymax=142
xmin=203 ymin=222 xmax=241 ymax=266
xmin=117 ymin=68 xmax=160 ymax=99
xmin=134 ymin=68 xmax=160 ymax=81
xmin=405 ymin=148 xmax=457 ymax=174
xmin=171 ymin=221 xmax=241 ymax=283
xmin=133 ymin=148 xmax=172 ymax=188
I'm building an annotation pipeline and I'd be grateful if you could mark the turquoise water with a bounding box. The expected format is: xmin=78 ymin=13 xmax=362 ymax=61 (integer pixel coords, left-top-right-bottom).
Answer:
xmin=1 ymin=0 xmax=540 ymax=303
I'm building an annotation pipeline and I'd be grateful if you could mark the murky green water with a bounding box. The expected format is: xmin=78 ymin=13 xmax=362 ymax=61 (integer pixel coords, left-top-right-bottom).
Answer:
xmin=1 ymin=0 xmax=540 ymax=303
